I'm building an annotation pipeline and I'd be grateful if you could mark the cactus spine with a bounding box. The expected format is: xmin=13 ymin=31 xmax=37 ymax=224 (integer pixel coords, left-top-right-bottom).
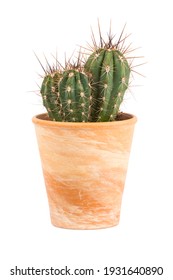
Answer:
xmin=84 ymin=48 xmax=130 ymax=122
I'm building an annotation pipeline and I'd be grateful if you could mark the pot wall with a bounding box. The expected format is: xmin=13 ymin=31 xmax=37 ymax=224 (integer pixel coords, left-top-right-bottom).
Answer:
xmin=33 ymin=113 xmax=137 ymax=229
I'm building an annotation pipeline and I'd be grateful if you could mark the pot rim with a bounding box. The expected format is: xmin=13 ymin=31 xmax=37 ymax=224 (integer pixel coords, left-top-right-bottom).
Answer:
xmin=32 ymin=112 xmax=137 ymax=128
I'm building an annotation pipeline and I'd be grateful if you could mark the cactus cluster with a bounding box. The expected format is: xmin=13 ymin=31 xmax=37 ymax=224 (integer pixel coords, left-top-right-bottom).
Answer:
xmin=38 ymin=24 xmax=135 ymax=122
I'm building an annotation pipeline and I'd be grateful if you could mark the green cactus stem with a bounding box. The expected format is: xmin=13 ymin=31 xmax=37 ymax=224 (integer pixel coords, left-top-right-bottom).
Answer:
xmin=58 ymin=69 xmax=92 ymax=122
xmin=40 ymin=71 xmax=63 ymax=121
xmin=84 ymin=25 xmax=131 ymax=122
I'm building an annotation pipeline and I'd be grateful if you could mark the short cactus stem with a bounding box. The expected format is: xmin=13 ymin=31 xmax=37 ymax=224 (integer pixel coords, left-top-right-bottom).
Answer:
xmin=40 ymin=72 xmax=63 ymax=121
xmin=58 ymin=69 xmax=92 ymax=122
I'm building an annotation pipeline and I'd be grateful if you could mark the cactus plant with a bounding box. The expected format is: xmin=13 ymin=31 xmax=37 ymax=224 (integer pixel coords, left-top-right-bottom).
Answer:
xmin=33 ymin=22 xmax=140 ymax=230
xmin=38 ymin=23 xmax=138 ymax=122
xmin=40 ymin=64 xmax=92 ymax=122
xmin=84 ymin=27 xmax=131 ymax=122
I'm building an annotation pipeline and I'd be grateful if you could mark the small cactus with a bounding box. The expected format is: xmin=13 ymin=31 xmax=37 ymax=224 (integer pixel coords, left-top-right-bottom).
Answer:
xmin=37 ymin=22 xmax=139 ymax=122
xmin=40 ymin=63 xmax=92 ymax=122
xmin=84 ymin=27 xmax=131 ymax=122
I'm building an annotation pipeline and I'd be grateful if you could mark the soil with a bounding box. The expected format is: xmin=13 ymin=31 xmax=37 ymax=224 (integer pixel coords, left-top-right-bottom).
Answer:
xmin=37 ymin=112 xmax=133 ymax=122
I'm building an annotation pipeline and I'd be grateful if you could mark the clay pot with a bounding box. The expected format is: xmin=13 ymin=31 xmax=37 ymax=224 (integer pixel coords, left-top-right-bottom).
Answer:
xmin=32 ymin=113 xmax=137 ymax=229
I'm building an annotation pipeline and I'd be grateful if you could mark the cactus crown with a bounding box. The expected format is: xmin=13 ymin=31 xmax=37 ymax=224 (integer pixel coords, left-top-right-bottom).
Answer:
xmin=37 ymin=22 xmax=140 ymax=122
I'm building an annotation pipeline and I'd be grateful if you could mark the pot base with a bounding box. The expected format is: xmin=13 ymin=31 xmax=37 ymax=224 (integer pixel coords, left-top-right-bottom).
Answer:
xmin=49 ymin=208 xmax=120 ymax=230
xmin=51 ymin=221 xmax=119 ymax=230
xmin=48 ymin=193 xmax=121 ymax=230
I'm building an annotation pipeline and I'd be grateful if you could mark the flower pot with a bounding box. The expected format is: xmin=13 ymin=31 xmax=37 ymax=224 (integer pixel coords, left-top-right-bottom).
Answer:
xmin=32 ymin=113 xmax=137 ymax=229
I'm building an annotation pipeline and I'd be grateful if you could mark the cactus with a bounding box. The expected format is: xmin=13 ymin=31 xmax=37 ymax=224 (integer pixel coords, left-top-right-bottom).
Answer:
xmin=38 ymin=23 xmax=137 ymax=122
xmin=40 ymin=66 xmax=92 ymax=122
xmin=84 ymin=31 xmax=131 ymax=122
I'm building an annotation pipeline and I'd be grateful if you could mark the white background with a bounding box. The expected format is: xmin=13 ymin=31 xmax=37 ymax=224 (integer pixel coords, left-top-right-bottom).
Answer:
xmin=0 ymin=0 xmax=173 ymax=279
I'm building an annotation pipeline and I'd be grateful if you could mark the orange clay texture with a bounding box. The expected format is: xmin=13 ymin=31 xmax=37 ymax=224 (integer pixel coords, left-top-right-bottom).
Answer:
xmin=33 ymin=114 xmax=137 ymax=229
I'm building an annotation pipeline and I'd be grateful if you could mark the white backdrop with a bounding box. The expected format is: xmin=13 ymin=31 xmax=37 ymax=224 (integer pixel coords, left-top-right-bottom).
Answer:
xmin=0 ymin=0 xmax=173 ymax=279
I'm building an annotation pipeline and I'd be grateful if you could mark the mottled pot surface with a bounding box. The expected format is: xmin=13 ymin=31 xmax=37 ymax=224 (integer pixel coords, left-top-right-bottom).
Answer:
xmin=33 ymin=113 xmax=137 ymax=229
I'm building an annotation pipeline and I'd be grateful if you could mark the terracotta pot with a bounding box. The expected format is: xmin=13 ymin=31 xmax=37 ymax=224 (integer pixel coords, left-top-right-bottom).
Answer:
xmin=32 ymin=113 xmax=137 ymax=229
